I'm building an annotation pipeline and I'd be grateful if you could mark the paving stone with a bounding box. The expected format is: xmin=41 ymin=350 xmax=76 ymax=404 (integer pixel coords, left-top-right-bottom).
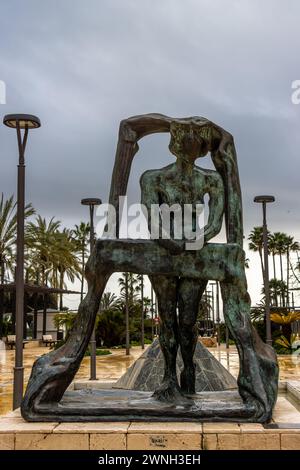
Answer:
xmin=0 ymin=418 xmax=57 ymax=433
xmin=0 ymin=433 xmax=15 ymax=450
xmin=128 ymin=422 xmax=202 ymax=434
xmin=240 ymin=433 xmax=280 ymax=450
xmin=239 ymin=423 xmax=264 ymax=433
xmin=217 ymin=433 xmax=240 ymax=450
xmin=203 ymin=434 xmax=217 ymax=450
xmin=281 ymin=433 xmax=300 ymax=450
xmin=54 ymin=422 xmax=129 ymax=433
xmin=90 ymin=433 xmax=126 ymax=450
xmin=203 ymin=422 xmax=240 ymax=433
xmin=15 ymin=433 xmax=89 ymax=450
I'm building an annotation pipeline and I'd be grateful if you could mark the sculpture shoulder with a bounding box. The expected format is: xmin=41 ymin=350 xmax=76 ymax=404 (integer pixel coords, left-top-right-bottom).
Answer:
xmin=194 ymin=166 xmax=223 ymax=188
xmin=140 ymin=164 xmax=174 ymax=187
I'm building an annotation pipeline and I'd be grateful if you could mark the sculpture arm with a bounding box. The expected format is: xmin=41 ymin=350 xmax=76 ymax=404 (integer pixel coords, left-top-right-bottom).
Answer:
xmin=204 ymin=173 xmax=224 ymax=242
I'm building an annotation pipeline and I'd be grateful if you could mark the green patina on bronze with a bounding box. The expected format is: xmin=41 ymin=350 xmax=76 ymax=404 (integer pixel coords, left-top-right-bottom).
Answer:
xmin=21 ymin=114 xmax=278 ymax=423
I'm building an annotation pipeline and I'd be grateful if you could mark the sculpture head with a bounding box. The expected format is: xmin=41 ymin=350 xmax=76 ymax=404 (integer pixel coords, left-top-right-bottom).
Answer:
xmin=169 ymin=121 xmax=212 ymax=162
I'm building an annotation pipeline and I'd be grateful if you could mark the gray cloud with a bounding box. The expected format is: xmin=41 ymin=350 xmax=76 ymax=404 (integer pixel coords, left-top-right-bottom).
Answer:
xmin=0 ymin=0 xmax=299 ymax=303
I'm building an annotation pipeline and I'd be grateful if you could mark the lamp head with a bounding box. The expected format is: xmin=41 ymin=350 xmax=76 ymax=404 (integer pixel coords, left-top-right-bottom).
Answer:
xmin=3 ymin=114 xmax=41 ymax=129
xmin=254 ymin=195 xmax=275 ymax=204
xmin=81 ymin=198 xmax=102 ymax=207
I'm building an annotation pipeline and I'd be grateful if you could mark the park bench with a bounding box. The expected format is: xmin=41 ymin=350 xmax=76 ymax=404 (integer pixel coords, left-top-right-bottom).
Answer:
xmin=41 ymin=334 xmax=58 ymax=347
xmin=6 ymin=335 xmax=29 ymax=350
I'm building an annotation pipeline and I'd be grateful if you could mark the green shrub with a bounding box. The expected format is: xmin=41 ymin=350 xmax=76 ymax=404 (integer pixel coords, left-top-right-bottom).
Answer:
xmin=84 ymin=349 xmax=111 ymax=356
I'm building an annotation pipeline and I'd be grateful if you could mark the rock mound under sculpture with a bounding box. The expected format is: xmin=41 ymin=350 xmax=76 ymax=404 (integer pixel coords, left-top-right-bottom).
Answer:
xmin=114 ymin=338 xmax=237 ymax=392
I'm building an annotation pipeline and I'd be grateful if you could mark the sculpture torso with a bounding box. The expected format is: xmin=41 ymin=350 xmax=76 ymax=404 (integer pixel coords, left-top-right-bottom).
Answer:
xmin=140 ymin=161 xmax=225 ymax=244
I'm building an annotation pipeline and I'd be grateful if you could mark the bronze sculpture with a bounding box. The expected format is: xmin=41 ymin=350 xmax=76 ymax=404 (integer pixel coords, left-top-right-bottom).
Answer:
xmin=21 ymin=114 xmax=279 ymax=423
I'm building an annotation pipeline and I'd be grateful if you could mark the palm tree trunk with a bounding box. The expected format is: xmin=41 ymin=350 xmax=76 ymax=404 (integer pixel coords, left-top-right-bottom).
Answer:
xmin=59 ymin=270 xmax=64 ymax=311
xmin=259 ymin=248 xmax=265 ymax=280
xmin=272 ymin=254 xmax=276 ymax=279
xmin=279 ymin=252 xmax=284 ymax=281
xmin=279 ymin=253 xmax=285 ymax=306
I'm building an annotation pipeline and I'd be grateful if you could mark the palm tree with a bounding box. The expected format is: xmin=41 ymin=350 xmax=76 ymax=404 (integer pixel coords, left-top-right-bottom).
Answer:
xmin=0 ymin=193 xmax=35 ymax=282
xmin=72 ymin=222 xmax=90 ymax=301
xmin=118 ymin=273 xmax=139 ymax=304
xmin=26 ymin=215 xmax=61 ymax=285
xmin=268 ymin=234 xmax=278 ymax=280
xmin=100 ymin=292 xmax=119 ymax=311
xmin=118 ymin=273 xmax=140 ymax=355
xmin=0 ymin=194 xmax=35 ymax=335
xmin=248 ymin=227 xmax=266 ymax=279
xmin=272 ymin=232 xmax=288 ymax=283
xmin=137 ymin=274 xmax=145 ymax=348
xmin=262 ymin=279 xmax=287 ymax=307
xmin=285 ymin=236 xmax=300 ymax=307
xmin=52 ymin=229 xmax=81 ymax=310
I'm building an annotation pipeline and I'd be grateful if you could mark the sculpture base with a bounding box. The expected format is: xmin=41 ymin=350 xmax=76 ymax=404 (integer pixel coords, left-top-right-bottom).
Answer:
xmin=26 ymin=389 xmax=257 ymax=422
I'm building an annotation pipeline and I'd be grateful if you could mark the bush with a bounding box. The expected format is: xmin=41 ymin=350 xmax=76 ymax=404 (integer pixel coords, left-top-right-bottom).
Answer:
xmin=84 ymin=349 xmax=111 ymax=356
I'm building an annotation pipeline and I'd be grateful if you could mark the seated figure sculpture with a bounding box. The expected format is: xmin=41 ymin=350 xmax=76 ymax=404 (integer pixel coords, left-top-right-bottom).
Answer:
xmin=21 ymin=114 xmax=279 ymax=423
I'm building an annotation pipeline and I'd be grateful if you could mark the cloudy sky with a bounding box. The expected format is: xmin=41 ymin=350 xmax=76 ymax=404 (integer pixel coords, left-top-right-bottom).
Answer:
xmin=0 ymin=0 xmax=299 ymax=307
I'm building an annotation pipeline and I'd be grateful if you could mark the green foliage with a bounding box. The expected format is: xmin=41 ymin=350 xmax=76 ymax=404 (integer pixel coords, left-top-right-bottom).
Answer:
xmin=53 ymin=312 xmax=77 ymax=332
xmin=274 ymin=333 xmax=300 ymax=355
xmin=84 ymin=349 xmax=111 ymax=356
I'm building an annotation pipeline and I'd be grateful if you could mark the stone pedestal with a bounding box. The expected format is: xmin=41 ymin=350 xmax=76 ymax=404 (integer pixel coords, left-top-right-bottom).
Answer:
xmin=1 ymin=388 xmax=300 ymax=450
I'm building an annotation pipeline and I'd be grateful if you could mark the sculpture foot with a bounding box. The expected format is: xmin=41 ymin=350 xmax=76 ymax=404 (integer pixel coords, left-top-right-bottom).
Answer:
xmin=180 ymin=366 xmax=195 ymax=394
xmin=153 ymin=379 xmax=190 ymax=404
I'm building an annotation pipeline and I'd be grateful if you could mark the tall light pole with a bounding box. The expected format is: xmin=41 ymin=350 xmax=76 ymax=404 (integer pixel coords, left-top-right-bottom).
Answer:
xmin=81 ymin=198 xmax=101 ymax=380
xmin=151 ymin=285 xmax=154 ymax=340
xmin=3 ymin=114 xmax=41 ymax=409
xmin=254 ymin=195 xmax=275 ymax=346
xmin=125 ymin=272 xmax=130 ymax=356
xmin=212 ymin=281 xmax=221 ymax=346
xmin=140 ymin=274 xmax=144 ymax=349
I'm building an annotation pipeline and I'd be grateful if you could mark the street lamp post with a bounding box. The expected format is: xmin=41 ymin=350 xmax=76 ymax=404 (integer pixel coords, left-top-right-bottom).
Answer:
xmin=3 ymin=114 xmax=41 ymax=409
xmin=140 ymin=274 xmax=144 ymax=349
xmin=151 ymin=286 xmax=154 ymax=340
xmin=81 ymin=198 xmax=101 ymax=380
xmin=254 ymin=195 xmax=275 ymax=346
xmin=125 ymin=272 xmax=130 ymax=356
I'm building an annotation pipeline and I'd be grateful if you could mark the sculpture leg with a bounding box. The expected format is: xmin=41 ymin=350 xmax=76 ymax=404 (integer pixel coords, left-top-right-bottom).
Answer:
xmin=21 ymin=250 xmax=111 ymax=420
xmin=220 ymin=278 xmax=279 ymax=423
xmin=178 ymin=278 xmax=207 ymax=394
xmin=149 ymin=274 xmax=184 ymax=402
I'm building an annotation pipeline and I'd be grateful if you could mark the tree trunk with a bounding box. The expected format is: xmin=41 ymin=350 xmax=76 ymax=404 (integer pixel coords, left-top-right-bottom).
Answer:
xmin=33 ymin=293 xmax=38 ymax=339
xmin=279 ymin=253 xmax=285 ymax=306
xmin=259 ymin=248 xmax=265 ymax=280
xmin=272 ymin=253 xmax=276 ymax=279
xmin=59 ymin=270 xmax=64 ymax=311
xmin=42 ymin=294 xmax=47 ymax=336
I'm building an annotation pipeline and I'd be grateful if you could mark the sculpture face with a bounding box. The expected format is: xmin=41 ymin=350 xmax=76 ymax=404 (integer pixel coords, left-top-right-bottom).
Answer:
xmin=169 ymin=122 xmax=209 ymax=162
